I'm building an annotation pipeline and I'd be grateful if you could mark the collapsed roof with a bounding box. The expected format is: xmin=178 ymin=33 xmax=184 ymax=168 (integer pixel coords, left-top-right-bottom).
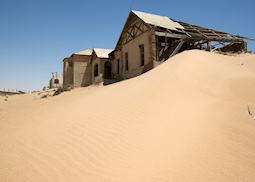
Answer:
xmin=132 ymin=10 xmax=184 ymax=31
xmin=115 ymin=10 xmax=251 ymax=50
xmin=134 ymin=10 xmax=250 ymax=42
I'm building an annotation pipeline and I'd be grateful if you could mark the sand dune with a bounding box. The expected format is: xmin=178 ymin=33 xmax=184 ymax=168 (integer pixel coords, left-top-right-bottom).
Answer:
xmin=0 ymin=50 xmax=255 ymax=182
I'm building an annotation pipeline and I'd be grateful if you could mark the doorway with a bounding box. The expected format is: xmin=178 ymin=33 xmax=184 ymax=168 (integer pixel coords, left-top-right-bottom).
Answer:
xmin=104 ymin=61 xmax=112 ymax=79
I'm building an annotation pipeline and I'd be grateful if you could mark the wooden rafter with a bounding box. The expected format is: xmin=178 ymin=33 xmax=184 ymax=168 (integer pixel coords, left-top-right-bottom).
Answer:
xmin=122 ymin=19 xmax=148 ymax=45
xmin=172 ymin=19 xmax=250 ymax=42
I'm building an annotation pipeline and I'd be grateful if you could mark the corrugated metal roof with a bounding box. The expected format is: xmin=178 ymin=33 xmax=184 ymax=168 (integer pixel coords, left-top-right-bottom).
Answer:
xmin=74 ymin=49 xmax=93 ymax=56
xmin=132 ymin=10 xmax=184 ymax=31
xmin=93 ymin=48 xmax=113 ymax=58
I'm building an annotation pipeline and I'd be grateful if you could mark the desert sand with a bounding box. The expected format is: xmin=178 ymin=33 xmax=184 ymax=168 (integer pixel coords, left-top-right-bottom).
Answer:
xmin=0 ymin=50 xmax=255 ymax=182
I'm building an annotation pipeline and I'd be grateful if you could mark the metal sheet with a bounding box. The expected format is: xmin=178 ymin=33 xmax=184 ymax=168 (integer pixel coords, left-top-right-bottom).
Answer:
xmin=93 ymin=48 xmax=114 ymax=59
xmin=74 ymin=49 xmax=93 ymax=56
xmin=132 ymin=10 xmax=184 ymax=31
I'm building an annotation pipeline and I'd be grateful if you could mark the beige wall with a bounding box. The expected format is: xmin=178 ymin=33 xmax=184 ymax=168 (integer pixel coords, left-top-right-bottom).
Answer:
xmin=111 ymin=50 xmax=122 ymax=79
xmin=73 ymin=61 xmax=92 ymax=87
xmin=112 ymin=31 xmax=153 ymax=79
xmin=63 ymin=58 xmax=74 ymax=87
xmin=63 ymin=55 xmax=92 ymax=88
xmin=49 ymin=74 xmax=63 ymax=89
xmin=72 ymin=55 xmax=92 ymax=87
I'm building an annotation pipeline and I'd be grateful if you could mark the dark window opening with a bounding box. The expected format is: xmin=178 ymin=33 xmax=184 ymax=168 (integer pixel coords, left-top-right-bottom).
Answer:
xmin=54 ymin=79 xmax=59 ymax=84
xmin=117 ymin=59 xmax=120 ymax=74
xmin=94 ymin=64 xmax=99 ymax=77
xmin=125 ymin=52 xmax=129 ymax=71
xmin=139 ymin=44 xmax=145 ymax=66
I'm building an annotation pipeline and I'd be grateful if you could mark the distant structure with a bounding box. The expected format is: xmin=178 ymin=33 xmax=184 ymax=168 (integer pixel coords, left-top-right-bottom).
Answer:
xmin=63 ymin=10 xmax=251 ymax=88
xmin=0 ymin=88 xmax=25 ymax=96
xmin=49 ymin=72 xmax=63 ymax=89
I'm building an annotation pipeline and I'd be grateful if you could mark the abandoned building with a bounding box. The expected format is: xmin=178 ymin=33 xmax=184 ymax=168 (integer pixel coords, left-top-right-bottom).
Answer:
xmin=109 ymin=10 xmax=249 ymax=81
xmin=49 ymin=72 xmax=63 ymax=89
xmin=63 ymin=10 xmax=250 ymax=88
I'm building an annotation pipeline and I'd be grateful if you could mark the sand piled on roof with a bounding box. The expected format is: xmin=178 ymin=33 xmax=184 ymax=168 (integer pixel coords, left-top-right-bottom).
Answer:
xmin=0 ymin=50 xmax=255 ymax=182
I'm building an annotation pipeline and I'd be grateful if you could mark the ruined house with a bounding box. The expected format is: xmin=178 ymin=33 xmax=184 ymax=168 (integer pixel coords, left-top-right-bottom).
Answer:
xmin=109 ymin=10 xmax=249 ymax=81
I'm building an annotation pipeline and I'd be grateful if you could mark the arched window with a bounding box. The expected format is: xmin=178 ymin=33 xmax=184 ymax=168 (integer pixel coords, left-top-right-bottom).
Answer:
xmin=54 ymin=79 xmax=59 ymax=84
xmin=94 ymin=64 xmax=99 ymax=77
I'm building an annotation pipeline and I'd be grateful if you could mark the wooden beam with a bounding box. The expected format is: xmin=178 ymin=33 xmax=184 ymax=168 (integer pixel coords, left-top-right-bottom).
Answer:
xmin=155 ymin=31 xmax=187 ymax=39
xmin=122 ymin=20 xmax=148 ymax=44
xmin=170 ymin=40 xmax=185 ymax=57
xmin=122 ymin=29 xmax=149 ymax=46
xmin=194 ymin=40 xmax=209 ymax=47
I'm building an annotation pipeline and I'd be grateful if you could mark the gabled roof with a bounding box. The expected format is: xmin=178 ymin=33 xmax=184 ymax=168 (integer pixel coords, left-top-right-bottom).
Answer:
xmin=63 ymin=49 xmax=92 ymax=62
xmin=73 ymin=49 xmax=93 ymax=56
xmin=132 ymin=10 xmax=184 ymax=31
xmin=93 ymin=48 xmax=114 ymax=59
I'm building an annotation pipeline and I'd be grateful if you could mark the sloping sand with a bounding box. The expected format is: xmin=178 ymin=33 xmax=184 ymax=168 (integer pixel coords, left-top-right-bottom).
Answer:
xmin=0 ymin=50 xmax=255 ymax=182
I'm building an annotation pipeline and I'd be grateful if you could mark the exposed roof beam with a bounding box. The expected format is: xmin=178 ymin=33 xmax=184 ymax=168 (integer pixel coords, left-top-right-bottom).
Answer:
xmin=155 ymin=31 xmax=187 ymax=39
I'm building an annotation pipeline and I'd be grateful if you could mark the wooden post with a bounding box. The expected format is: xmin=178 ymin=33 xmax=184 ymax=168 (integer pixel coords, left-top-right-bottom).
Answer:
xmin=208 ymin=42 xmax=212 ymax=51
xmin=150 ymin=29 xmax=158 ymax=68
xmin=170 ymin=40 xmax=185 ymax=57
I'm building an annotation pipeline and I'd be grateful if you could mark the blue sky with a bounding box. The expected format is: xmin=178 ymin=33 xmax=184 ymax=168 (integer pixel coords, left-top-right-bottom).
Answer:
xmin=0 ymin=0 xmax=254 ymax=91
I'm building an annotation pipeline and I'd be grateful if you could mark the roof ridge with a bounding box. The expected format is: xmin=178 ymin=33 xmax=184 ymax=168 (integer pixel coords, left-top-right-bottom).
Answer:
xmin=73 ymin=48 xmax=93 ymax=56
xmin=93 ymin=48 xmax=114 ymax=59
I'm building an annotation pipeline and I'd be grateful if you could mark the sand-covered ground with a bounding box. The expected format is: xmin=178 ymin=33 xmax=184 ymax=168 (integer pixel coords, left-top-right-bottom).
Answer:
xmin=0 ymin=50 xmax=255 ymax=182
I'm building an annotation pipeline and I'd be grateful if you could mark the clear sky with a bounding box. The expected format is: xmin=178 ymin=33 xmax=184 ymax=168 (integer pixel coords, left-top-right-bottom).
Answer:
xmin=0 ymin=0 xmax=254 ymax=91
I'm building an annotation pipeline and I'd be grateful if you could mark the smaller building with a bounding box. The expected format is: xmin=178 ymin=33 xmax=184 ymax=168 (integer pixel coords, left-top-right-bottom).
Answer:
xmin=63 ymin=48 xmax=113 ymax=88
xmin=49 ymin=72 xmax=63 ymax=89
xmin=63 ymin=49 xmax=93 ymax=89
